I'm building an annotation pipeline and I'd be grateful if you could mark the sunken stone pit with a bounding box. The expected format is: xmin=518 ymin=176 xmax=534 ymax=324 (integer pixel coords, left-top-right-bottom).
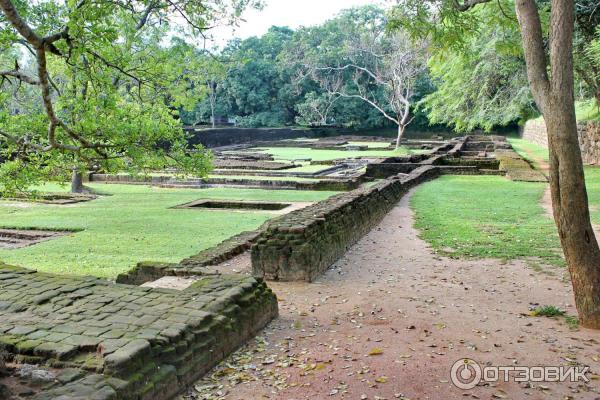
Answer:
xmin=0 ymin=229 xmax=69 ymax=250
xmin=175 ymin=199 xmax=292 ymax=211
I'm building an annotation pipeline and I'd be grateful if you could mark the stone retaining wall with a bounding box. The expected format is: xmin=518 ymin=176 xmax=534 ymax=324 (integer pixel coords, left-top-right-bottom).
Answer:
xmin=251 ymin=165 xmax=441 ymax=282
xmin=521 ymin=119 xmax=600 ymax=164
xmin=0 ymin=263 xmax=277 ymax=400
xmin=186 ymin=127 xmax=352 ymax=148
xmin=89 ymin=174 xmax=359 ymax=191
xmin=250 ymin=136 xmax=525 ymax=282
xmin=364 ymin=142 xmax=455 ymax=178
xmin=116 ymin=230 xmax=262 ymax=285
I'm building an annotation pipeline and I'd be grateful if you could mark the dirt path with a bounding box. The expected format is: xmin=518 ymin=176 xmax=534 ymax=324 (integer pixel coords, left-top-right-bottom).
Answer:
xmin=181 ymin=191 xmax=600 ymax=400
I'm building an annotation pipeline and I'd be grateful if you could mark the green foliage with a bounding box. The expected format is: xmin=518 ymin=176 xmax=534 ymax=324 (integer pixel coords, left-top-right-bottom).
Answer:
xmin=0 ymin=183 xmax=337 ymax=278
xmin=294 ymin=92 xmax=338 ymax=126
xmin=421 ymin=4 xmax=536 ymax=132
xmin=235 ymin=110 xmax=290 ymax=128
xmin=589 ymin=27 xmax=600 ymax=67
xmin=574 ymin=3 xmax=600 ymax=105
xmin=575 ymin=99 xmax=600 ymax=121
xmin=531 ymin=305 xmax=565 ymax=317
xmin=220 ymin=27 xmax=298 ymax=126
xmin=0 ymin=0 xmax=260 ymax=192
xmin=187 ymin=7 xmax=413 ymax=130
xmin=565 ymin=315 xmax=580 ymax=329
xmin=390 ymin=1 xmax=537 ymax=132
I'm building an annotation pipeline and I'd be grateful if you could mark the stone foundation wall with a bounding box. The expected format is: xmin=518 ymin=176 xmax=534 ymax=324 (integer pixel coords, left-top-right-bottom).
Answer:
xmin=116 ymin=230 xmax=263 ymax=285
xmin=364 ymin=142 xmax=455 ymax=179
xmin=578 ymin=122 xmax=600 ymax=165
xmin=186 ymin=127 xmax=354 ymax=148
xmin=521 ymin=119 xmax=600 ymax=165
xmin=89 ymin=174 xmax=359 ymax=191
xmin=251 ymin=165 xmax=441 ymax=282
xmin=0 ymin=263 xmax=278 ymax=400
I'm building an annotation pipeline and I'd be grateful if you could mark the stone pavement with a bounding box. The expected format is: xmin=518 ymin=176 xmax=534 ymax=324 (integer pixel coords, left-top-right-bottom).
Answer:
xmin=0 ymin=263 xmax=277 ymax=399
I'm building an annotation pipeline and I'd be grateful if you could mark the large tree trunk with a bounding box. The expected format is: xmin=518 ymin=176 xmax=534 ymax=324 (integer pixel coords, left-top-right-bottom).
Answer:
xmin=546 ymin=104 xmax=600 ymax=328
xmin=516 ymin=0 xmax=600 ymax=328
xmin=71 ymin=169 xmax=84 ymax=194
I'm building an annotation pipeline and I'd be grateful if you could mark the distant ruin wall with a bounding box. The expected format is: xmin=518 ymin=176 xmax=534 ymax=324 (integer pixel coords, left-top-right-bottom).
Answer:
xmin=251 ymin=165 xmax=441 ymax=282
xmin=521 ymin=119 xmax=600 ymax=164
xmin=186 ymin=127 xmax=351 ymax=148
xmin=520 ymin=119 xmax=548 ymax=147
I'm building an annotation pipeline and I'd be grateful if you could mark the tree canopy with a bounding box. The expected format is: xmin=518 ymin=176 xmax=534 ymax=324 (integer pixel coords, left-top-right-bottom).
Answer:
xmin=0 ymin=0 xmax=260 ymax=194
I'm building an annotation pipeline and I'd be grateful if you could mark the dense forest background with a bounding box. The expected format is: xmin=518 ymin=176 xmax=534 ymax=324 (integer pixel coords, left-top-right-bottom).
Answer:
xmin=180 ymin=4 xmax=600 ymax=132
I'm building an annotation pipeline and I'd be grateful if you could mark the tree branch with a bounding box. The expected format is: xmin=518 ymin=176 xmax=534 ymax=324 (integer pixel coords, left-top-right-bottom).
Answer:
xmin=515 ymin=0 xmax=551 ymax=113
xmin=334 ymin=91 xmax=399 ymax=125
xmin=453 ymin=0 xmax=493 ymax=12
xmin=0 ymin=70 xmax=39 ymax=85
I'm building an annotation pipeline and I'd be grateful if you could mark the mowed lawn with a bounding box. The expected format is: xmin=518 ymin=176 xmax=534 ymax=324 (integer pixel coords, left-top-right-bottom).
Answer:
xmin=412 ymin=137 xmax=600 ymax=268
xmin=509 ymin=137 xmax=600 ymax=224
xmin=0 ymin=184 xmax=337 ymax=279
xmin=411 ymin=175 xmax=564 ymax=266
xmin=255 ymin=146 xmax=423 ymax=162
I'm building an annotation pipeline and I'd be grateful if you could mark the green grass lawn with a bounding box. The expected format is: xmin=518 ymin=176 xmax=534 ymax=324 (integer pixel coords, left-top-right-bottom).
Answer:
xmin=575 ymin=99 xmax=600 ymax=121
xmin=0 ymin=184 xmax=337 ymax=279
xmin=583 ymin=167 xmax=600 ymax=225
xmin=414 ymin=138 xmax=600 ymax=267
xmin=411 ymin=175 xmax=564 ymax=266
xmin=255 ymin=146 xmax=422 ymax=162
xmin=509 ymin=137 xmax=600 ymax=224
xmin=507 ymin=138 xmax=549 ymax=170
xmin=528 ymin=99 xmax=600 ymax=124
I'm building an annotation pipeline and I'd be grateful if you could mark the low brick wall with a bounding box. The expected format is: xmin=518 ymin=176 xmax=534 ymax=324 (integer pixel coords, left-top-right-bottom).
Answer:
xmin=251 ymin=165 xmax=441 ymax=282
xmin=116 ymin=230 xmax=262 ymax=285
xmin=0 ymin=263 xmax=278 ymax=400
xmin=521 ymin=119 xmax=600 ymax=164
xmin=89 ymin=173 xmax=359 ymax=191
xmin=364 ymin=142 xmax=455 ymax=178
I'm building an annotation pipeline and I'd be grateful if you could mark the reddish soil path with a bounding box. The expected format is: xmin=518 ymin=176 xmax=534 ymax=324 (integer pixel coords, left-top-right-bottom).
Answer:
xmin=181 ymin=191 xmax=600 ymax=400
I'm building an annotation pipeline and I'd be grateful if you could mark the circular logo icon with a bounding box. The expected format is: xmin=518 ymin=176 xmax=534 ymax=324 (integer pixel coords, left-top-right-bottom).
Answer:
xmin=450 ymin=358 xmax=482 ymax=390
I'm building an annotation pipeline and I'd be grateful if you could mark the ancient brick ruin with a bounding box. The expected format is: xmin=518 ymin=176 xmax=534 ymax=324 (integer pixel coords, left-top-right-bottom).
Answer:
xmin=0 ymin=264 xmax=277 ymax=399
xmin=0 ymin=133 xmax=541 ymax=399
xmin=522 ymin=119 xmax=600 ymax=165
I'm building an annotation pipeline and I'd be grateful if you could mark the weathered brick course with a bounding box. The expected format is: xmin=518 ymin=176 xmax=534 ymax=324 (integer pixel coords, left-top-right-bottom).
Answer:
xmin=0 ymin=263 xmax=277 ymax=400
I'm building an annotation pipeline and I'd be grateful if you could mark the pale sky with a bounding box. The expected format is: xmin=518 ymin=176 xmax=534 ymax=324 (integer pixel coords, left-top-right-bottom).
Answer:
xmin=210 ymin=0 xmax=387 ymax=47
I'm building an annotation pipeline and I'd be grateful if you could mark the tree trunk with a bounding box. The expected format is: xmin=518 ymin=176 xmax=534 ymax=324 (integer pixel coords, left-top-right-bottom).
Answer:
xmin=210 ymin=102 xmax=216 ymax=129
xmin=71 ymin=169 xmax=84 ymax=194
xmin=546 ymin=104 xmax=600 ymax=328
xmin=209 ymin=81 xmax=217 ymax=129
xmin=516 ymin=0 xmax=600 ymax=328
xmin=395 ymin=124 xmax=404 ymax=150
